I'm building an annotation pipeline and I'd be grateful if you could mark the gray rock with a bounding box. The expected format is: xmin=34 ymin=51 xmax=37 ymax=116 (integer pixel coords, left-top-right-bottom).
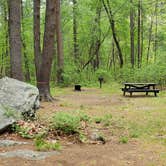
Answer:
xmin=0 ymin=77 xmax=39 ymax=114
xmin=0 ymin=150 xmax=59 ymax=160
xmin=0 ymin=105 xmax=16 ymax=133
xmin=0 ymin=77 xmax=40 ymax=132
xmin=0 ymin=140 xmax=29 ymax=147
xmin=89 ymin=130 xmax=106 ymax=144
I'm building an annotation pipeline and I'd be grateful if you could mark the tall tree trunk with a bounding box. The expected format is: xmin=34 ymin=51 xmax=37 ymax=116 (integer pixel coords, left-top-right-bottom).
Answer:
xmin=146 ymin=16 xmax=153 ymax=64
xmin=102 ymin=0 xmax=123 ymax=68
xmin=37 ymin=0 xmax=56 ymax=101
xmin=154 ymin=0 xmax=158 ymax=63
xmin=56 ymin=0 xmax=64 ymax=84
xmin=8 ymin=0 xmax=23 ymax=80
xmin=137 ymin=0 xmax=141 ymax=68
xmin=109 ymin=38 xmax=115 ymax=71
xmin=130 ymin=0 xmax=135 ymax=68
xmin=2 ymin=1 xmax=9 ymax=76
xmin=94 ymin=1 xmax=102 ymax=70
xmin=33 ymin=0 xmax=41 ymax=79
xmin=140 ymin=0 xmax=143 ymax=66
xmin=88 ymin=1 xmax=102 ymax=71
xmin=73 ymin=0 xmax=79 ymax=63
xmin=21 ymin=0 xmax=31 ymax=82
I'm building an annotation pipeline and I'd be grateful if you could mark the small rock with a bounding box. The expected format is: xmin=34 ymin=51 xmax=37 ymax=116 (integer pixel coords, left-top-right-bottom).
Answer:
xmin=0 ymin=150 xmax=59 ymax=160
xmin=0 ymin=140 xmax=29 ymax=147
xmin=90 ymin=131 xmax=106 ymax=144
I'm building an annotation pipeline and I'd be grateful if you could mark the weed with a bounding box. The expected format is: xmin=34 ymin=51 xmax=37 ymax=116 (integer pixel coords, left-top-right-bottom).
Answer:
xmin=52 ymin=112 xmax=80 ymax=134
xmin=76 ymin=111 xmax=90 ymax=122
xmin=119 ymin=136 xmax=129 ymax=144
xmin=130 ymin=132 xmax=140 ymax=138
xmin=94 ymin=117 xmax=102 ymax=124
xmin=35 ymin=136 xmax=61 ymax=151
xmin=94 ymin=114 xmax=112 ymax=126
xmin=79 ymin=132 xmax=87 ymax=143
xmin=13 ymin=123 xmax=34 ymax=139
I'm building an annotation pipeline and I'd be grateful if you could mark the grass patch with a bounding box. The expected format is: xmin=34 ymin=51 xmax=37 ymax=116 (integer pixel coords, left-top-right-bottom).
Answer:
xmin=52 ymin=112 xmax=80 ymax=134
xmin=51 ymin=111 xmax=90 ymax=135
xmin=119 ymin=136 xmax=129 ymax=144
xmin=35 ymin=136 xmax=61 ymax=151
xmin=94 ymin=114 xmax=112 ymax=126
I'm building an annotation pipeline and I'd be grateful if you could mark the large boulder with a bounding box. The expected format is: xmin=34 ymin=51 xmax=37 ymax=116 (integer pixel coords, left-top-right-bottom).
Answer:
xmin=0 ymin=105 xmax=16 ymax=133
xmin=0 ymin=77 xmax=40 ymax=132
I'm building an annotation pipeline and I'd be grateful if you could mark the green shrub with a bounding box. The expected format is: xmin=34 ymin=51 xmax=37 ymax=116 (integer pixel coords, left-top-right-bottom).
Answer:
xmin=119 ymin=136 xmax=129 ymax=144
xmin=75 ymin=110 xmax=91 ymax=122
xmin=52 ymin=112 xmax=81 ymax=134
xmin=35 ymin=137 xmax=61 ymax=151
xmin=94 ymin=117 xmax=102 ymax=123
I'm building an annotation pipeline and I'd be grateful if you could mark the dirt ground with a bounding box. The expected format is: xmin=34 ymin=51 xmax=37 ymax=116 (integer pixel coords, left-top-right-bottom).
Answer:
xmin=0 ymin=87 xmax=166 ymax=166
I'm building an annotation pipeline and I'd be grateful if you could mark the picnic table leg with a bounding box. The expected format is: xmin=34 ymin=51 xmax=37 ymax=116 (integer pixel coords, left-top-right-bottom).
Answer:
xmin=123 ymin=91 xmax=125 ymax=96
xmin=130 ymin=92 xmax=132 ymax=97
xmin=146 ymin=92 xmax=148 ymax=96
xmin=154 ymin=92 xmax=157 ymax=97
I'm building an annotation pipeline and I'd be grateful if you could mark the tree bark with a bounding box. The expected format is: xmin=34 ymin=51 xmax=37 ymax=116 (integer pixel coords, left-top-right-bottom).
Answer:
xmin=1 ymin=1 xmax=9 ymax=76
xmin=37 ymin=0 xmax=57 ymax=101
xmin=140 ymin=0 xmax=143 ymax=66
xmin=154 ymin=0 xmax=158 ymax=63
xmin=137 ymin=0 xmax=141 ymax=68
xmin=21 ymin=0 xmax=31 ymax=82
xmin=8 ymin=0 xmax=23 ymax=80
xmin=73 ymin=0 xmax=79 ymax=63
xmin=33 ymin=0 xmax=41 ymax=79
xmin=130 ymin=0 xmax=135 ymax=68
xmin=146 ymin=16 xmax=153 ymax=64
xmin=93 ymin=2 xmax=102 ymax=70
xmin=55 ymin=0 xmax=64 ymax=84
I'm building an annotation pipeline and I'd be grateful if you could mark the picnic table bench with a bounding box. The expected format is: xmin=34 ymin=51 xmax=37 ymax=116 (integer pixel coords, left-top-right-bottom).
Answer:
xmin=122 ymin=83 xmax=159 ymax=97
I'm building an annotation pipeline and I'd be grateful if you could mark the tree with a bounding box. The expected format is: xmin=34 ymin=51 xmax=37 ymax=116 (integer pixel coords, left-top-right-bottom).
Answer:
xmin=154 ymin=0 xmax=158 ymax=62
xmin=146 ymin=15 xmax=153 ymax=64
xmin=73 ymin=0 xmax=79 ymax=64
xmin=36 ymin=0 xmax=57 ymax=101
xmin=101 ymin=0 xmax=123 ymax=68
xmin=130 ymin=0 xmax=135 ymax=68
xmin=21 ymin=0 xmax=31 ymax=81
xmin=91 ymin=0 xmax=102 ymax=70
xmin=0 ymin=0 xmax=9 ymax=77
xmin=8 ymin=0 xmax=23 ymax=80
xmin=56 ymin=0 xmax=64 ymax=84
xmin=33 ymin=0 xmax=41 ymax=80
xmin=137 ymin=0 xmax=141 ymax=68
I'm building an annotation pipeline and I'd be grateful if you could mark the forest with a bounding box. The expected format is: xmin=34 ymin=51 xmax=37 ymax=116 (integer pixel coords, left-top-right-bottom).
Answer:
xmin=0 ymin=0 xmax=165 ymax=100
xmin=0 ymin=0 xmax=166 ymax=165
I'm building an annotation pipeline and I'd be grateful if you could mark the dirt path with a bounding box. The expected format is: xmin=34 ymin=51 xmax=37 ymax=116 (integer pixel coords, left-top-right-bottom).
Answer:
xmin=0 ymin=87 xmax=166 ymax=166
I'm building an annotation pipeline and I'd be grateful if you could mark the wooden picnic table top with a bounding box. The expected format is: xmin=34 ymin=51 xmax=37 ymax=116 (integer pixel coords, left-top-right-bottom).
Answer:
xmin=124 ymin=83 xmax=156 ymax=86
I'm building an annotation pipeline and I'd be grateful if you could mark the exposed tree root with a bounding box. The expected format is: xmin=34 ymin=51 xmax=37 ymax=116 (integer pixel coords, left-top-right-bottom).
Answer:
xmin=39 ymin=93 xmax=55 ymax=102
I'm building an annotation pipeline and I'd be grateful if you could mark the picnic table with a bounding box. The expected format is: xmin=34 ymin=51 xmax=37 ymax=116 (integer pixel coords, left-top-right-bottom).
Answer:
xmin=122 ymin=83 xmax=159 ymax=97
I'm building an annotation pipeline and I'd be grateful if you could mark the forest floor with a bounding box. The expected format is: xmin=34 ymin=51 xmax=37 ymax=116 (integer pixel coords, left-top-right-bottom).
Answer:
xmin=0 ymin=84 xmax=166 ymax=166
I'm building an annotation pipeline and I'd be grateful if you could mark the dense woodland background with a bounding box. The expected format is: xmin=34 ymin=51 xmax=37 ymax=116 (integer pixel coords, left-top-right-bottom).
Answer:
xmin=0 ymin=0 xmax=165 ymax=100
